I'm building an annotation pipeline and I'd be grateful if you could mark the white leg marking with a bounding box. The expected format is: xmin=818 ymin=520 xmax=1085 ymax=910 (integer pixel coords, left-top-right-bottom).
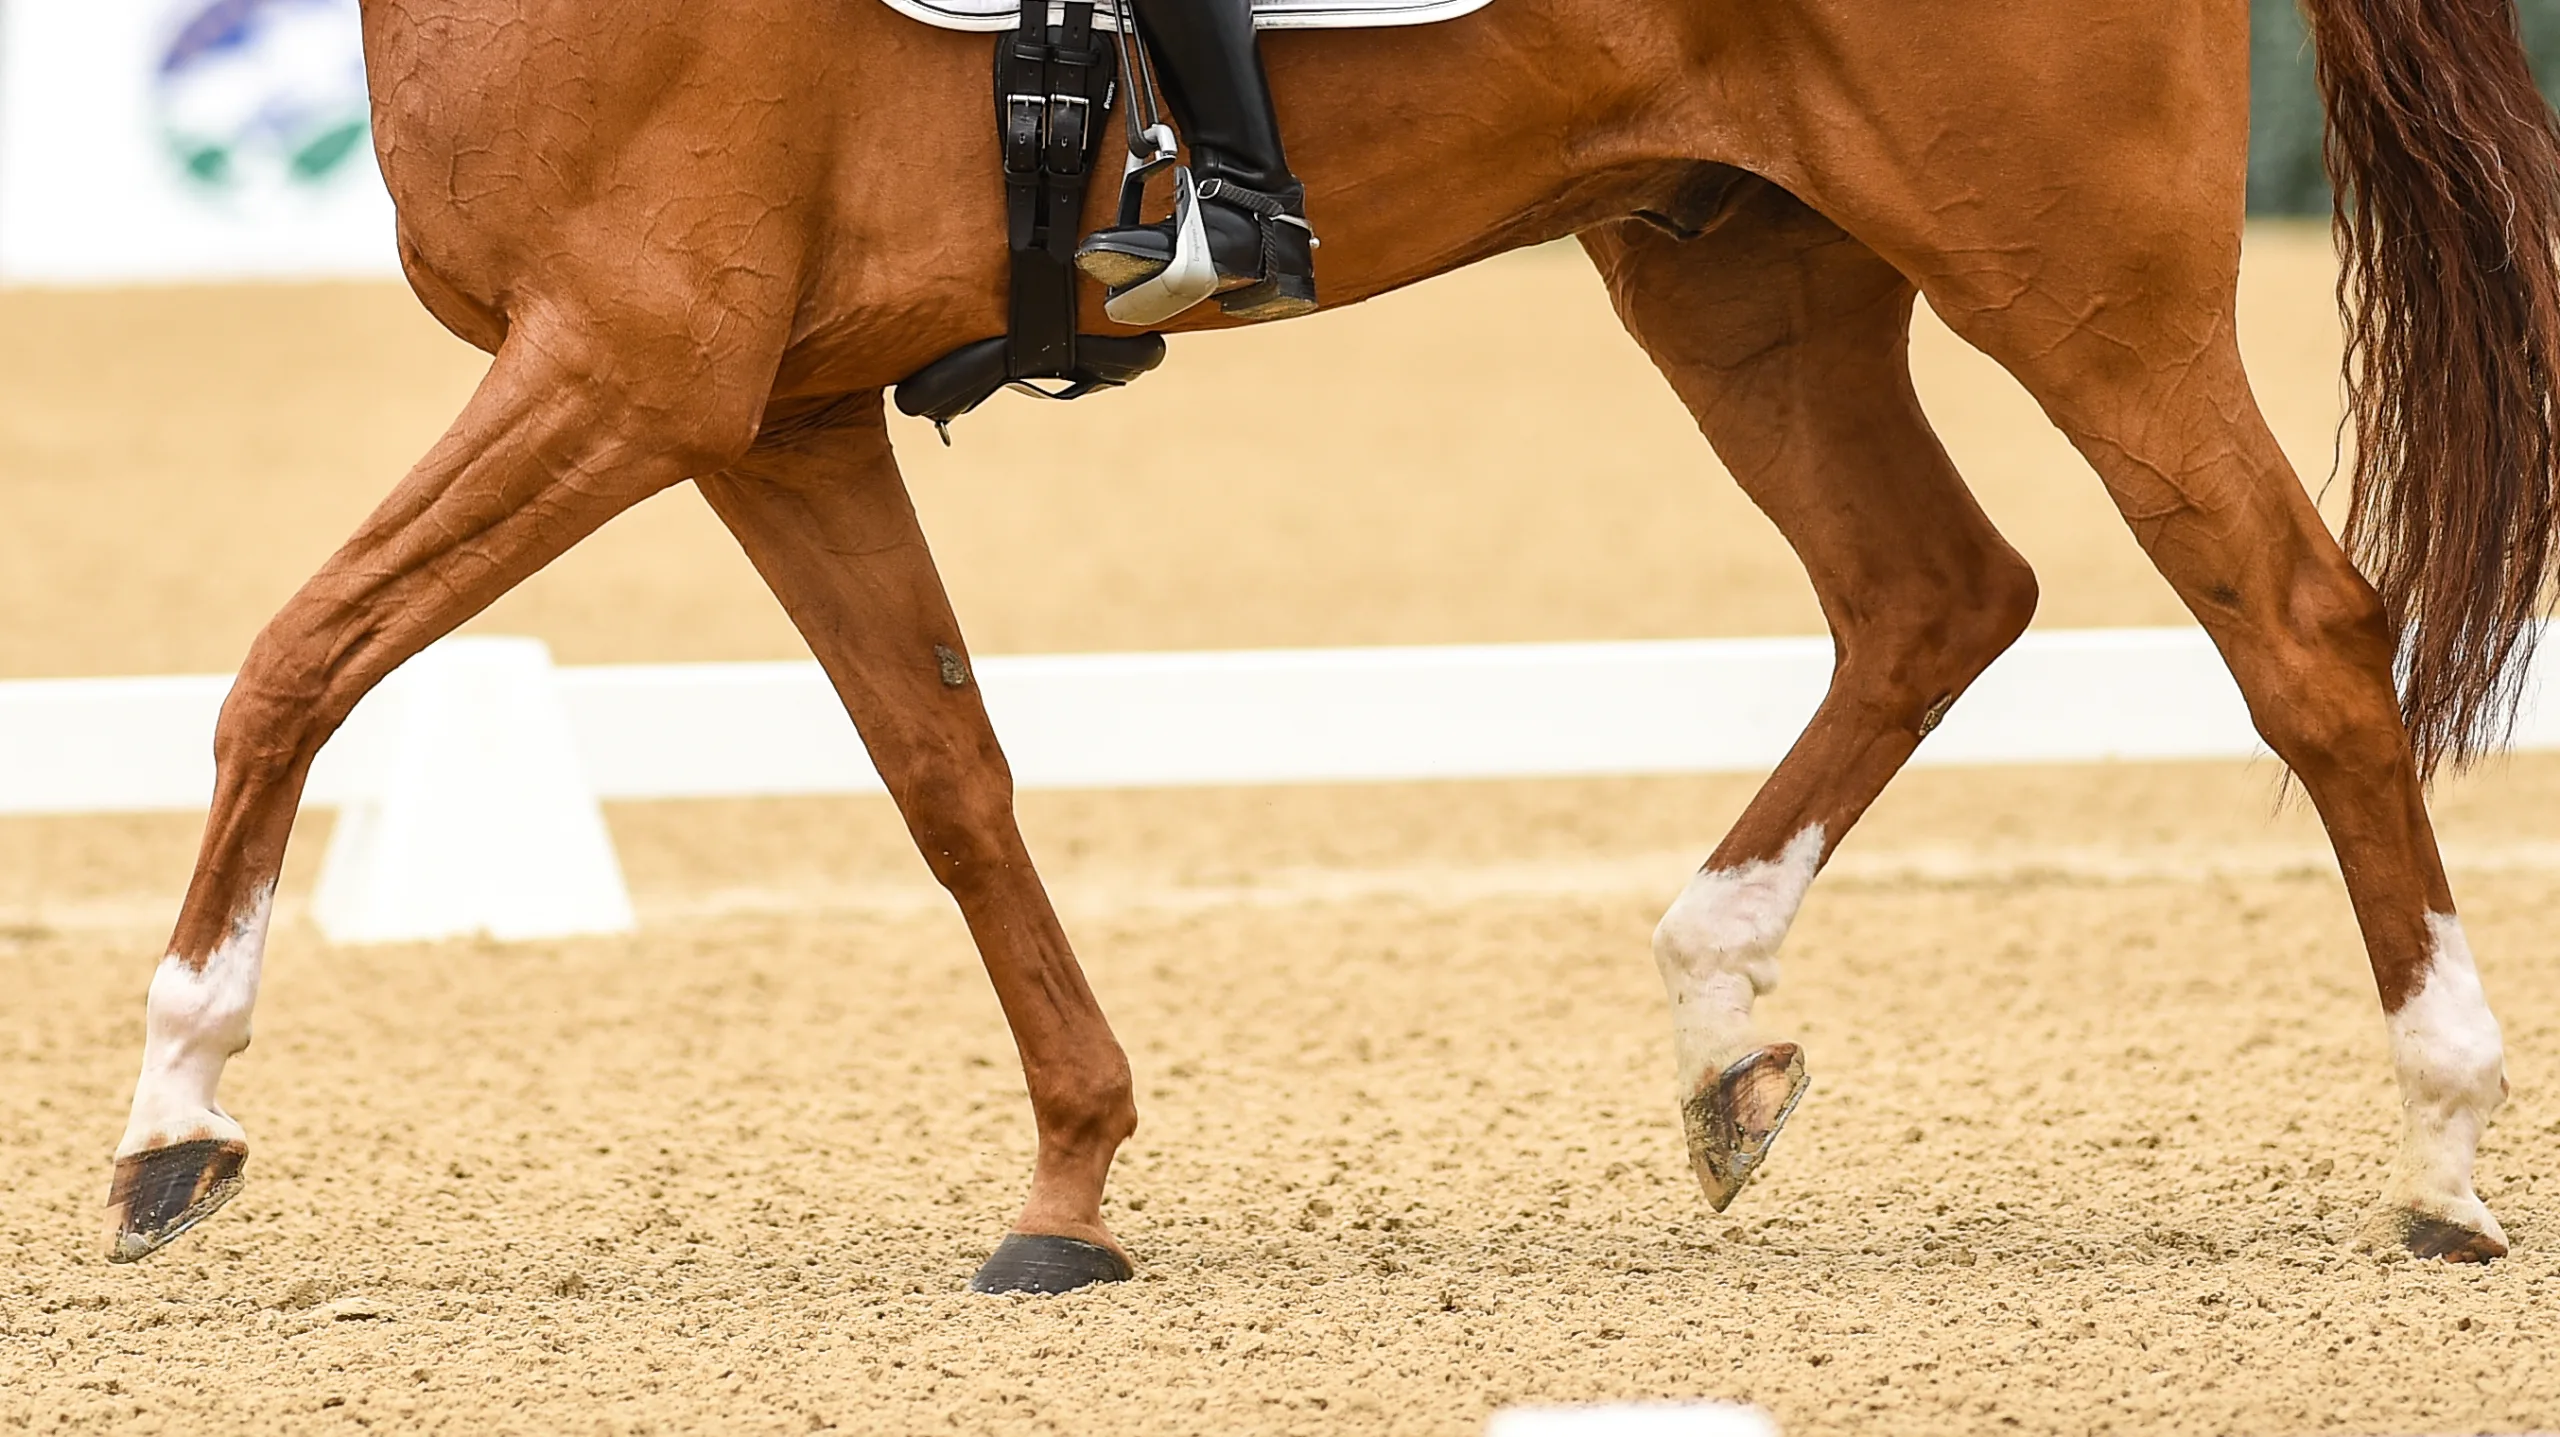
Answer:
xmin=1653 ymin=825 xmax=1825 ymax=1099
xmin=2384 ymin=913 xmax=2508 ymax=1241
xmin=115 ymin=886 xmax=272 ymax=1158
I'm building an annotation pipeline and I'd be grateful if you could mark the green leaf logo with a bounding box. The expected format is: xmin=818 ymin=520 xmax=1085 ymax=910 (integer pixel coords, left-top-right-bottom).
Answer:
xmin=153 ymin=0 xmax=372 ymax=199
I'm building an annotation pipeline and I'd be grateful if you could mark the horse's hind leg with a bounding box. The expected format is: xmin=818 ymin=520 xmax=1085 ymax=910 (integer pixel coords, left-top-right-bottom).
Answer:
xmin=1582 ymin=183 xmax=2039 ymax=1210
xmin=1845 ymin=98 xmax=2508 ymax=1259
xmin=694 ymin=394 xmax=1137 ymax=1295
xmin=107 ymin=312 xmax=780 ymax=1261
xmin=1948 ymin=287 xmax=2504 ymax=1259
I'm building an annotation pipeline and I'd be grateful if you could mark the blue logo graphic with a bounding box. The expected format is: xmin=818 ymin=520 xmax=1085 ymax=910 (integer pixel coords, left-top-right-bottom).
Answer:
xmin=154 ymin=0 xmax=372 ymax=196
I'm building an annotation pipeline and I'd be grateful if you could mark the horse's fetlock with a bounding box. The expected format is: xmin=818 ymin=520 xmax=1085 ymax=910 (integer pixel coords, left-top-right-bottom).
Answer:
xmin=1655 ymin=827 xmax=1824 ymax=1092
xmin=145 ymin=959 xmax=253 ymax=1055
xmin=121 ymin=890 xmax=271 ymax=1159
xmin=2380 ymin=914 xmax=2507 ymax=1239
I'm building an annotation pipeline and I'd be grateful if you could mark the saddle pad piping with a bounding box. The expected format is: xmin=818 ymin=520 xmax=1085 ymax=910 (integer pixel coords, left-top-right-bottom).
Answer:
xmin=877 ymin=0 xmax=1494 ymax=34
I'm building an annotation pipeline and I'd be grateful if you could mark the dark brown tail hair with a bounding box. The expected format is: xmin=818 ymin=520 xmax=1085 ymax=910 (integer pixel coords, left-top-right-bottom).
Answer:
xmin=2305 ymin=0 xmax=2560 ymax=774
xmin=2304 ymin=0 xmax=2560 ymax=773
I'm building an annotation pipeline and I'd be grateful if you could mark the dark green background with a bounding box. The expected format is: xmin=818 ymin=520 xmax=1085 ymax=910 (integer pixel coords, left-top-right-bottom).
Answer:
xmin=2250 ymin=0 xmax=2560 ymax=213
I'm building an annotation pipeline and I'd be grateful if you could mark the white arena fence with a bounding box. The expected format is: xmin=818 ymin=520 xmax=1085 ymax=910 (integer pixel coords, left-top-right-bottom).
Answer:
xmin=11 ymin=626 xmax=2559 ymax=945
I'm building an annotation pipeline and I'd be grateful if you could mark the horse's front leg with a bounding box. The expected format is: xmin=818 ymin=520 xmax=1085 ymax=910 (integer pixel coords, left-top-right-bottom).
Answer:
xmin=107 ymin=297 xmax=789 ymax=1261
xmin=696 ymin=393 xmax=1137 ymax=1295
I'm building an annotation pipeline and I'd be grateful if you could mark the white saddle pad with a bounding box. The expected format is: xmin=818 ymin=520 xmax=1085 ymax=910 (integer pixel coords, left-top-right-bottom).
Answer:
xmin=881 ymin=0 xmax=1492 ymax=32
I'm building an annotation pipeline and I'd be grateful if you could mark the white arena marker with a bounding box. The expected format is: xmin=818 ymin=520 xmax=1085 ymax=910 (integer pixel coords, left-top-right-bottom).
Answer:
xmin=1485 ymin=1402 xmax=1779 ymax=1437
xmin=310 ymin=637 xmax=634 ymax=944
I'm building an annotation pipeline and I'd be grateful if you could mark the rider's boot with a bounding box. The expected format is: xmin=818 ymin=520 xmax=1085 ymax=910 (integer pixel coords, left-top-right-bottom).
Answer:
xmin=1076 ymin=0 xmax=1317 ymax=320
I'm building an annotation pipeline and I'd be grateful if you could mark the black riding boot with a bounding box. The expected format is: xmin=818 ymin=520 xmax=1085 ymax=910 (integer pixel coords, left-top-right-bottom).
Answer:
xmin=1076 ymin=0 xmax=1316 ymax=321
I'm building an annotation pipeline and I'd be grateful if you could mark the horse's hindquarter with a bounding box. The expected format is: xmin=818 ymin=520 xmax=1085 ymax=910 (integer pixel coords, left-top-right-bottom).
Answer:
xmin=1724 ymin=0 xmax=2251 ymax=327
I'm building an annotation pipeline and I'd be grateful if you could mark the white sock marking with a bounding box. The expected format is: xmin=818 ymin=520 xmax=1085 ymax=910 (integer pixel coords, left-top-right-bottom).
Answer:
xmin=1653 ymin=825 xmax=1825 ymax=1099
xmin=116 ymin=886 xmax=272 ymax=1158
xmin=2382 ymin=912 xmax=2508 ymax=1240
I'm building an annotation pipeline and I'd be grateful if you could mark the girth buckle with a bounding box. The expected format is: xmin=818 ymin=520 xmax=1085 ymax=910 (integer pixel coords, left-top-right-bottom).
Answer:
xmin=1002 ymin=93 xmax=1047 ymax=175
xmin=1044 ymin=94 xmax=1092 ymax=173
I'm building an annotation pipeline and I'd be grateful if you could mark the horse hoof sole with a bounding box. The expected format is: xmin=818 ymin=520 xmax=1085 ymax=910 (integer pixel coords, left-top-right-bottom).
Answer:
xmin=967 ymin=1234 xmax=1133 ymax=1295
xmin=2400 ymin=1213 xmax=2507 ymax=1263
xmin=1684 ymin=1043 xmax=1810 ymax=1213
xmin=105 ymin=1138 xmax=247 ymax=1264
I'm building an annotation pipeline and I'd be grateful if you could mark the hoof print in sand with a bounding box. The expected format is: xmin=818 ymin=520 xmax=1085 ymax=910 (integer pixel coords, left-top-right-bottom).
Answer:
xmin=1684 ymin=1043 xmax=1810 ymax=1213
xmin=105 ymin=1138 xmax=246 ymax=1264
xmin=968 ymin=1234 xmax=1133 ymax=1295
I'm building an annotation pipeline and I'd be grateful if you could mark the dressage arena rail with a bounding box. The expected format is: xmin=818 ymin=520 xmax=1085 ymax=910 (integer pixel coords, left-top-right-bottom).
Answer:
xmin=6 ymin=626 xmax=2557 ymax=943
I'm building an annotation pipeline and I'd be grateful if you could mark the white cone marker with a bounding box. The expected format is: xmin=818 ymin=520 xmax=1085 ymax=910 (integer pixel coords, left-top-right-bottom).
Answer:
xmin=311 ymin=637 xmax=633 ymax=944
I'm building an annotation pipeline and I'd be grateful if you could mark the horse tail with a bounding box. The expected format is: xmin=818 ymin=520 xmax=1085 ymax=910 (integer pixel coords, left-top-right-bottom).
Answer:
xmin=2302 ymin=0 xmax=2560 ymax=774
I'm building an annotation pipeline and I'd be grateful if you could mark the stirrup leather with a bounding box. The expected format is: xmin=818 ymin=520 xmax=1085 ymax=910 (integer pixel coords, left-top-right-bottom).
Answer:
xmin=890 ymin=0 xmax=1168 ymax=433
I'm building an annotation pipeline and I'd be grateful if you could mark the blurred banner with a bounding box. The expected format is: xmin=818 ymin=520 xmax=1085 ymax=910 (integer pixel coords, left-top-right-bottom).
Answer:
xmin=0 ymin=0 xmax=400 ymax=286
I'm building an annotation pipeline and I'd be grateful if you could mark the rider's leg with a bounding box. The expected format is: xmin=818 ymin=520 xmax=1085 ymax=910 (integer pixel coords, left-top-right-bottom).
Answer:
xmin=1075 ymin=0 xmax=1316 ymax=319
xmin=1583 ymin=182 xmax=2038 ymax=1209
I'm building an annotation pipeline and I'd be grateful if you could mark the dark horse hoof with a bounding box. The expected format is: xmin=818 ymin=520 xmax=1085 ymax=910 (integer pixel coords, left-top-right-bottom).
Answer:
xmin=967 ymin=1234 xmax=1133 ymax=1295
xmin=105 ymin=1138 xmax=247 ymax=1264
xmin=2400 ymin=1213 xmax=2508 ymax=1264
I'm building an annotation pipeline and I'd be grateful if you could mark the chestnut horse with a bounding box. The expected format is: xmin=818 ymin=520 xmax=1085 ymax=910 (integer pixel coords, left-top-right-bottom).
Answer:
xmin=105 ymin=0 xmax=2560 ymax=1289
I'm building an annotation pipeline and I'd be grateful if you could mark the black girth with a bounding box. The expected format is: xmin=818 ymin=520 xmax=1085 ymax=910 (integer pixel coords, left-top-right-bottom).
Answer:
xmin=893 ymin=1 xmax=1166 ymax=434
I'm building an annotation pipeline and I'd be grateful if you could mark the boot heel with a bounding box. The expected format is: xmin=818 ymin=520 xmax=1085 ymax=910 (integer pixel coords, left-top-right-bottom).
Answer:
xmin=1217 ymin=269 xmax=1316 ymax=321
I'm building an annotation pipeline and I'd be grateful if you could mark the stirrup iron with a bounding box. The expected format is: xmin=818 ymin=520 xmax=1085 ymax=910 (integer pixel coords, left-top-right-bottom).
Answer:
xmin=1103 ymin=156 xmax=1218 ymax=325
